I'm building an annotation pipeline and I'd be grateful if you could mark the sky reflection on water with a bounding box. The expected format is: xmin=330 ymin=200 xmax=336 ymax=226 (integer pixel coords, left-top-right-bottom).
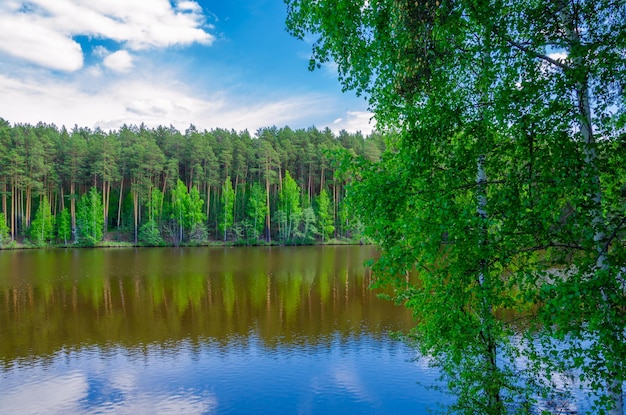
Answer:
xmin=0 ymin=246 xmax=599 ymax=414
xmin=0 ymin=246 xmax=447 ymax=414
xmin=0 ymin=335 xmax=444 ymax=414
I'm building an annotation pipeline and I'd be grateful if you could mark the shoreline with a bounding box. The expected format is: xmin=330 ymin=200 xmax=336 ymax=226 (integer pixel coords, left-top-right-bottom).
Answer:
xmin=0 ymin=238 xmax=368 ymax=251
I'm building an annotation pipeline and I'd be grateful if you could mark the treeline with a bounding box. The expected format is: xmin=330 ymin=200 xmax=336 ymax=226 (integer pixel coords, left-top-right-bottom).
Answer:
xmin=0 ymin=118 xmax=384 ymax=247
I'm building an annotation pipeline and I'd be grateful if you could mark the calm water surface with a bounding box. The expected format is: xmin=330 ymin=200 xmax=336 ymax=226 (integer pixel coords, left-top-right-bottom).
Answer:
xmin=0 ymin=246 xmax=448 ymax=414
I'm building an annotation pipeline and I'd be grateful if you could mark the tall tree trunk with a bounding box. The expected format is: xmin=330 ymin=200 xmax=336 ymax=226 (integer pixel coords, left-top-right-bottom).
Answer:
xmin=133 ymin=189 xmax=138 ymax=244
xmin=332 ymin=183 xmax=338 ymax=238
xmin=206 ymin=185 xmax=211 ymax=225
xmin=579 ymin=77 xmax=623 ymax=415
xmin=19 ymin=187 xmax=24 ymax=234
xmin=265 ymin=168 xmax=271 ymax=243
xmin=234 ymin=175 xmax=239 ymax=226
xmin=70 ymin=181 xmax=76 ymax=235
xmin=161 ymin=173 xmax=168 ymax=217
xmin=117 ymin=179 xmax=124 ymax=229
xmin=307 ymin=167 xmax=312 ymax=205
xmin=562 ymin=5 xmax=623 ymax=413
xmin=25 ymin=185 xmax=31 ymax=228
xmin=102 ymin=181 xmax=108 ymax=235
xmin=2 ymin=180 xmax=6 ymax=220
xmin=476 ymin=150 xmax=501 ymax=412
xmin=10 ymin=183 xmax=15 ymax=239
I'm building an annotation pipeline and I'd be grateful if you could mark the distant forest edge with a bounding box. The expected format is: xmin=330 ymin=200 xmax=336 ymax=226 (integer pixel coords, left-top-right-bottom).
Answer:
xmin=0 ymin=118 xmax=385 ymax=248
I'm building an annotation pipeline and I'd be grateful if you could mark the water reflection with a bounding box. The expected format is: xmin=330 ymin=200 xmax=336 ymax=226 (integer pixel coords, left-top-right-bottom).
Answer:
xmin=0 ymin=247 xmax=414 ymax=361
xmin=0 ymin=246 xmax=439 ymax=414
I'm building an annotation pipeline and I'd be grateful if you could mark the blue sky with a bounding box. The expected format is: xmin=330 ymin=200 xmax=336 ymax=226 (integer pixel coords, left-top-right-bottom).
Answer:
xmin=0 ymin=0 xmax=374 ymax=134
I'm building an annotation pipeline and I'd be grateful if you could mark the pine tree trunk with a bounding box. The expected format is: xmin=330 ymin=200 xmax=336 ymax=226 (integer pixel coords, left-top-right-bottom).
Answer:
xmin=10 ymin=183 xmax=15 ymax=239
xmin=70 ymin=181 xmax=76 ymax=233
xmin=206 ymin=185 xmax=211 ymax=225
xmin=265 ymin=169 xmax=271 ymax=242
xmin=25 ymin=185 xmax=31 ymax=228
xmin=117 ymin=179 xmax=124 ymax=229
xmin=2 ymin=180 xmax=7 ymax=221
xmin=102 ymin=181 xmax=107 ymax=235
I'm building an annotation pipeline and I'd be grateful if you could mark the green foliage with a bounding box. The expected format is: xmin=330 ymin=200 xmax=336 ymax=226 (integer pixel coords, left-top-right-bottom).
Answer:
xmin=167 ymin=180 xmax=207 ymax=244
xmin=278 ymin=170 xmax=302 ymax=244
xmin=188 ymin=222 xmax=209 ymax=245
xmin=147 ymin=187 xmax=164 ymax=223
xmin=299 ymin=206 xmax=317 ymax=243
xmin=247 ymin=182 xmax=267 ymax=240
xmin=187 ymin=187 xmax=205 ymax=233
xmin=0 ymin=117 xmax=378 ymax=246
xmin=170 ymin=179 xmax=188 ymax=243
xmin=139 ymin=219 xmax=163 ymax=246
xmin=220 ymin=176 xmax=235 ymax=241
xmin=76 ymin=187 xmax=104 ymax=245
xmin=56 ymin=208 xmax=71 ymax=246
xmin=29 ymin=196 xmax=55 ymax=246
xmin=0 ymin=212 xmax=10 ymax=247
xmin=287 ymin=0 xmax=626 ymax=413
xmin=315 ymin=189 xmax=334 ymax=242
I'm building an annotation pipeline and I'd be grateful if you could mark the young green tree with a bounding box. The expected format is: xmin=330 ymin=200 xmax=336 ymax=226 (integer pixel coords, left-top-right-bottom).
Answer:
xmin=315 ymin=188 xmax=334 ymax=242
xmin=247 ymin=182 xmax=267 ymax=240
xmin=277 ymin=170 xmax=302 ymax=244
xmin=29 ymin=195 xmax=55 ymax=246
xmin=57 ymin=208 xmax=71 ymax=246
xmin=220 ymin=176 xmax=235 ymax=241
xmin=187 ymin=186 xmax=207 ymax=244
xmin=0 ymin=212 xmax=10 ymax=247
xmin=76 ymin=187 xmax=104 ymax=245
xmin=299 ymin=206 xmax=317 ymax=243
xmin=139 ymin=186 xmax=164 ymax=246
xmin=170 ymin=179 xmax=189 ymax=244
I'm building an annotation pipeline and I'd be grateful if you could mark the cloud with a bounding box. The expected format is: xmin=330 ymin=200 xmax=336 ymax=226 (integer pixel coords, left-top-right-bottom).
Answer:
xmin=332 ymin=111 xmax=375 ymax=135
xmin=104 ymin=50 xmax=134 ymax=73
xmin=0 ymin=14 xmax=83 ymax=71
xmin=0 ymin=71 xmax=334 ymax=134
xmin=0 ymin=0 xmax=214 ymax=71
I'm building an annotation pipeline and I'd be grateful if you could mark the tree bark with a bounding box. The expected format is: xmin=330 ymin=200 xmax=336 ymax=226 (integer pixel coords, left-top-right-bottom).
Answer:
xmin=562 ymin=4 xmax=624 ymax=412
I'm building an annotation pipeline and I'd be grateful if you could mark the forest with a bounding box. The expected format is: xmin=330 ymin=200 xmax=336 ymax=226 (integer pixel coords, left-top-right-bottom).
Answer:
xmin=0 ymin=118 xmax=384 ymax=247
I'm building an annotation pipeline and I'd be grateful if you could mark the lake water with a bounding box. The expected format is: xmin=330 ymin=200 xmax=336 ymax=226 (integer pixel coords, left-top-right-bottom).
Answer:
xmin=0 ymin=246 xmax=451 ymax=415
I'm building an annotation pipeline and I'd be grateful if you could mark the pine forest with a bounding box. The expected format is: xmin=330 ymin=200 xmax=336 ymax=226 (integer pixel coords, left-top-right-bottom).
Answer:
xmin=0 ymin=118 xmax=384 ymax=247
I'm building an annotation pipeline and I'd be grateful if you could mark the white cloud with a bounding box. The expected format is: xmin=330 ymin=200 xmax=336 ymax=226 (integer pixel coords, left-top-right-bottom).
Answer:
xmin=0 ymin=0 xmax=214 ymax=71
xmin=177 ymin=1 xmax=203 ymax=13
xmin=0 ymin=14 xmax=83 ymax=71
xmin=332 ymin=110 xmax=375 ymax=135
xmin=104 ymin=50 xmax=134 ymax=73
xmin=0 ymin=71 xmax=335 ymax=134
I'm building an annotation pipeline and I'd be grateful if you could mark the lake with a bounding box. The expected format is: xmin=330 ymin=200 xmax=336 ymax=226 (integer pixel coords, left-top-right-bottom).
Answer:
xmin=0 ymin=246 xmax=452 ymax=415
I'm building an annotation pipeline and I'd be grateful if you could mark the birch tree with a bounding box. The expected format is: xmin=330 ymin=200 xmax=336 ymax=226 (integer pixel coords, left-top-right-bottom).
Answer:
xmin=287 ymin=0 xmax=625 ymax=413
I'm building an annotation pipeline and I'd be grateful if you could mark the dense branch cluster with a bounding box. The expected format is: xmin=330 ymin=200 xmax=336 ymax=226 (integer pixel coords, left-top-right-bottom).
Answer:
xmin=286 ymin=0 xmax=625 ymax=413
